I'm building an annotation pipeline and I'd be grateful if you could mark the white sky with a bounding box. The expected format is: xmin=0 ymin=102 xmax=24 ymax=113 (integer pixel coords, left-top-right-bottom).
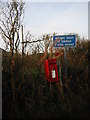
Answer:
xmin=24 ymin=2 xmax=88 ymax=39
xmin=0 ymin=0 xmax=89 ymax=49
xmin=28 ymin=0 xmax=88 ymax=1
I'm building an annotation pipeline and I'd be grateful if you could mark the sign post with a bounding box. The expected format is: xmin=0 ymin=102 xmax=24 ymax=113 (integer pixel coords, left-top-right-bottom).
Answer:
xmin=64 ymin=46 xmax=67 ymax=79
xmin=53 ymin=34 xmax=76 ymax=79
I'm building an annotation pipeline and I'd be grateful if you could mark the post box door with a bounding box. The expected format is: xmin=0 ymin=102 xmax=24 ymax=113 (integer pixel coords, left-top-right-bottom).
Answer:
xmin=49 ymin=64 xmax=59 ymax=82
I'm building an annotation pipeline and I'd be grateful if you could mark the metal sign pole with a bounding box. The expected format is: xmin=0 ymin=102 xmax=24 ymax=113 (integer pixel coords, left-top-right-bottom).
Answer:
xmin=64 ymin=46 xmax=67 ymax=79
xmin=58 ymin=60 xmax=63 ymax=95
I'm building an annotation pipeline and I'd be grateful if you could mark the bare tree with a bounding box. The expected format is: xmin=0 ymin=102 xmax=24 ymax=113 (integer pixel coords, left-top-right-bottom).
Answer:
xmin=0 ymin=0 xmax=25 ymax=101
xmin=0 ymin=0 xmax=25 ymax=56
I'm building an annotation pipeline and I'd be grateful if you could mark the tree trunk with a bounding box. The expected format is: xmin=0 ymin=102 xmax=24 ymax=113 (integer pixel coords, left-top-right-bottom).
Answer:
xmin=11 ymin=58 xmax=15 ymax=101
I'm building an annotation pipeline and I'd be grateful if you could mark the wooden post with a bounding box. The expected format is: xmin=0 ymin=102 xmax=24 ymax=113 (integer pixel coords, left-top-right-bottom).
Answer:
xmin=0 ymin=49 xmax=2 ymax=120
xmin=21 ymin=25 xmax=24 ymax=55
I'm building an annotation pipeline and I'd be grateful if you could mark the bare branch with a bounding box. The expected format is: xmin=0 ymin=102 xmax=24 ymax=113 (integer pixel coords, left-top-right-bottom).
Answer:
xmin=0 ymin=0 xmax=25 ymax=55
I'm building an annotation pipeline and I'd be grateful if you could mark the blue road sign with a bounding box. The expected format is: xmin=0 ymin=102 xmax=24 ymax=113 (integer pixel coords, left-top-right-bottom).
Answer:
xmin=53 ymin=35 xmax=76 ymax=47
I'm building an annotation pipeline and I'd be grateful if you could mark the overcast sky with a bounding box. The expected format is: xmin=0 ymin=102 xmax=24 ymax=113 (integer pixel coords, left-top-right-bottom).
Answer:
xmin=0 ymin=0 xmax=89 ymax=49
xmin=24 ymin=2 xmax=88 ymax=39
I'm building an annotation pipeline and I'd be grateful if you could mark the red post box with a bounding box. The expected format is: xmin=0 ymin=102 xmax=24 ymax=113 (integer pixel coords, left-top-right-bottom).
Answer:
xmin=44 ymin=59 xmax=59 ymax=83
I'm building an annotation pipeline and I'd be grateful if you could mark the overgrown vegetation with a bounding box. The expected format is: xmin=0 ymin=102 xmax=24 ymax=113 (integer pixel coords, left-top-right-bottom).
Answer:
xmin=2 ymin=40 xmax=89 ymax=119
